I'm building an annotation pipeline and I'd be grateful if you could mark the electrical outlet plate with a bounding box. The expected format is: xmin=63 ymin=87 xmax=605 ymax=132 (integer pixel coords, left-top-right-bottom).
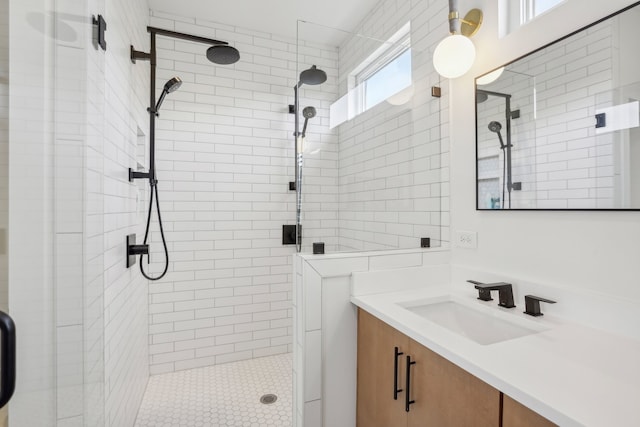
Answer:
xmin=455 ymin=230 xmax=477 ymax=249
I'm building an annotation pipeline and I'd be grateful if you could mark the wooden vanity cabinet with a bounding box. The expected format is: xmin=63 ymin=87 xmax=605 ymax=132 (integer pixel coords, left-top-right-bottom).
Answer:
xmin=502 ymin=395 xmax=558 ymax=427
xmin=357 ymin=309 xmax=409 ymax=427
xmin=407 ymin=338 xmax=499 ymax=427
xmin=356 ymin=309 xmax=500 ymax=427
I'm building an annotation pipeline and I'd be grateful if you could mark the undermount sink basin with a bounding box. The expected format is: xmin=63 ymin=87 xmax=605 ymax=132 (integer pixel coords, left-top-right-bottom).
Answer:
xmin=400 ymin=297 xmax=547 ymax=345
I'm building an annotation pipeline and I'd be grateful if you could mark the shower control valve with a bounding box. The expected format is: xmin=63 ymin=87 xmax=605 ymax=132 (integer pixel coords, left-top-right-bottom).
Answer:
xmin=126 ymin=234 xmax=149 ymax=268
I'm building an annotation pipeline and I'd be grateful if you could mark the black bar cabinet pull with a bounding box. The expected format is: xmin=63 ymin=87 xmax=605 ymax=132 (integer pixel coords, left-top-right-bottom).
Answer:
xmin=405 ymin=355 xmax=416 ymax=412
xmin=0 ymin=311 xmax=16 ymax=409
xmin=393 ymin=347 xmax=403 ymax=400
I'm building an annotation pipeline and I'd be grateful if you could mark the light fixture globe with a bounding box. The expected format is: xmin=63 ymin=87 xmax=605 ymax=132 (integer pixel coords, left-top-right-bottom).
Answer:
xmin=433 ymin=34 xmax=476 ymax=79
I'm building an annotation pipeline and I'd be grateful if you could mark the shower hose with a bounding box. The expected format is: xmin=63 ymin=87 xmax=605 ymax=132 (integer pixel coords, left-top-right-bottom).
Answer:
xmin=139 ymin=179 xmax=169 ymax=281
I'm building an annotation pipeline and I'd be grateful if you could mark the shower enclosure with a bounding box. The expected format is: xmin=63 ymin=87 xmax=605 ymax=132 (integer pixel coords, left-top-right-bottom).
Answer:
xmin=293 ymin=20 xmax=446 ymax=253
xmin=0 ymin=0 xmax=449 ymax=425
xmin=2 ymin=0 xmax=73 ymax=425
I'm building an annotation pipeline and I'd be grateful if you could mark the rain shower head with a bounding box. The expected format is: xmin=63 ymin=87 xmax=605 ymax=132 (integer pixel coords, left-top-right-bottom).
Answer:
xmin=476 ymin=92 xmax=488 ymax=103
xmin=154 ymin=76 xmax=182 ymax=113
xmin=302 ymin=106 xmax=317 ymax=119
xmin=206 ymin=45 xmax=240 ymax=65
xmin=488 ymin=121 xmax=502 ymax=133
xmin=298 ymin=65 xmax=327 ymax=87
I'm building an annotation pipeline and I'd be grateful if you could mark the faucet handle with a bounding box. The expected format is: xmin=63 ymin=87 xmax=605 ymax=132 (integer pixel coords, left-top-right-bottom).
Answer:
xmin=466 ymin=280 xmax=493 ymax=302
xmin=524 ymin=295 xmax=556 ymax=317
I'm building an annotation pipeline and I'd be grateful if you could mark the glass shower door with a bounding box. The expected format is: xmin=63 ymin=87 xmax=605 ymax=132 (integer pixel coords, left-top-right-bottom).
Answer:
xmin=1 ymin=0 xmax=59 ymax=425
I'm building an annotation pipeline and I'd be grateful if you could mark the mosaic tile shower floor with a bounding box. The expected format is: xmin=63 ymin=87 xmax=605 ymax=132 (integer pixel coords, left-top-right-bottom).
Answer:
xmin=135 ymin=353 xmax=292 ymax=427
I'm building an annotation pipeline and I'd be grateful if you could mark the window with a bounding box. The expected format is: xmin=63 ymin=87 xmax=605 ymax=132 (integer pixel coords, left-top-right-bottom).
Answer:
xmin=329 ymin=23 xmax=412 ymax=128
xmin=354 ymin=25 xmax=412 ymax=111
xmin=520 ymin=0 xmax=565 ymax=24
xmin=500 ymin=0 xmax=565 ymax=37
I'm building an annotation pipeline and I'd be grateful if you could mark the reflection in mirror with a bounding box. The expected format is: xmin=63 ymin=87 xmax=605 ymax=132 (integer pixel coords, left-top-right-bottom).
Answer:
xmin=476 ymin=2 xmax=640 ymax=210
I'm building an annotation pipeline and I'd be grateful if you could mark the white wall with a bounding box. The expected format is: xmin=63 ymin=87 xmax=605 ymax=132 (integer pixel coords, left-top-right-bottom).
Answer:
xmin=143 ymin=11 xmax=338 ymax=374
xmin=451 ymin=0 xmax=640 ymax=301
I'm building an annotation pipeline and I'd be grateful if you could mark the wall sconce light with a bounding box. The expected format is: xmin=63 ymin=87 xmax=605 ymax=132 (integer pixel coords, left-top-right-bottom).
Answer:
xmin=433 ymin=0 xmax=483 ymax=79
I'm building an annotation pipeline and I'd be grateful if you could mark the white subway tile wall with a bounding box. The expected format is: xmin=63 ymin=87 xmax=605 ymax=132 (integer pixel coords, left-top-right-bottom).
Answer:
xmin=333 ymin=0 xmax=449 ymax=251
xmin=146 ymin=0 xmax=453 ymax=372
xmin=94 ymin=0 xmax=152 ymax=425
xmin=146 ymin=11 xmax=339 ymax=374
xmin=84 ymin=0 xmax=108 ymax=425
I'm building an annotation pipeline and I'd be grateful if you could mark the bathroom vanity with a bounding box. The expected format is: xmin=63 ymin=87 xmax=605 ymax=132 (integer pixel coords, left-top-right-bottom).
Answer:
xmin=294 ymin=251 xmax=640 ymax=427
xmin=357 ymin=309 xmax=501 ymax=427
xmin=352 ymin=282 xmax=640 ymax=427
xmin=356 ymin=308 xmax=553 ymax=427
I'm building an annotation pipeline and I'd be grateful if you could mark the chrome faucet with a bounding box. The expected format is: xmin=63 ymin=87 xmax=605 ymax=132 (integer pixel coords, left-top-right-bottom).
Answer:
xmin=467 ymin=280 xmax=516 ymax=308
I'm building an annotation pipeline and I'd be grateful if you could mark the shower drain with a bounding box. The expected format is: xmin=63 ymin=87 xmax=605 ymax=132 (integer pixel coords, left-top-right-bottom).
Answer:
xmin=260 ymin=394 xmax=278 ymax=404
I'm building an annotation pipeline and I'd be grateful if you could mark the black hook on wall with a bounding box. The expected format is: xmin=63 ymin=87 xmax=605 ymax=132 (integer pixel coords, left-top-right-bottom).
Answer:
xmin=92 ymin=15 xmax=107 ymax=51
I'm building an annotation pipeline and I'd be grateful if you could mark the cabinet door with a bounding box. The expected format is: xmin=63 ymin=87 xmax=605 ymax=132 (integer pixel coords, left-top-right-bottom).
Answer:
xmin=357 ymin=309 xmax=408 ymax=427
xmin=406 ymin=339 xmax=500 ymax=427
xmin=502 ymin=395 xmax=557 ymax=427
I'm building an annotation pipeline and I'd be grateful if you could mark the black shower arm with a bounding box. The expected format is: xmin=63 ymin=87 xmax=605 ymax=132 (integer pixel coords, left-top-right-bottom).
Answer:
xmin=131 ymin=27 xmax=232 ymax=182
xmin=132 ymin=28 xmax=231 ymax=64
xmin=147 ymin=26 xmax=228 ymax=46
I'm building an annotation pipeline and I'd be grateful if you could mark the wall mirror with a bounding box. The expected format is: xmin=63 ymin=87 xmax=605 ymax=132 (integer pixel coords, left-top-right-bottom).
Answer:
xmin=475 ymin=1 xmax=640 ymax=210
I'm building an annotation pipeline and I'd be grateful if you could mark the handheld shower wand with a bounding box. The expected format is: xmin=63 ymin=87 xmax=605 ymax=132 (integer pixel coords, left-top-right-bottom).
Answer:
xmin=152 ymin=77 xmax=182 ymax=115
xmin=138 ymin=76 xmax=183 ymax=281
xmin=301 ymin=106 xmax=316 ymax=138
xmin=488 ymin=121 xmax=505 ymax=149
xmin=488 ymin=120 xmax=513 ymax=209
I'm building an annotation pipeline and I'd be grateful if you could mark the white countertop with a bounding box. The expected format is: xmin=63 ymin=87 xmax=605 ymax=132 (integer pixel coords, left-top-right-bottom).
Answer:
xmin=352 ymin=286 xmax=640 ymax=427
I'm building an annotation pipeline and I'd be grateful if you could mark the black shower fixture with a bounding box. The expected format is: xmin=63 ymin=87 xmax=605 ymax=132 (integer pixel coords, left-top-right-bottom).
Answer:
xmin=488 ymin=121 xmax=505 ymax=149
xmin=294 ymin=65 xmax=327 ymax=137
xmin=476 ymin=91 xmax=488 ymax=103
xmin=152 ymin=77 xmax=182 ymax=115
xmin=301 ymin=106 xmax=316 ymax=138
xmin=298 ymin=65 xmax=327 ymax=86
xmin=206 ymin=44 xmax=241 ymax=65
xmin=292 ymin=65 xmax=327 ymax=253
xmin=488 ymin=120 xmax=502 ymax=132
xmin=302 ymin=106 xmax=316 ymax=118
xmin=488 ymin=119 xmax=513 ymax=208
xmin=131 ymin=27 xmax=240 ymax=66
xmin=477 ymin=89 xmax=514 ymax=209
xmin=128 ymin=27 xmax=240 ymax=280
